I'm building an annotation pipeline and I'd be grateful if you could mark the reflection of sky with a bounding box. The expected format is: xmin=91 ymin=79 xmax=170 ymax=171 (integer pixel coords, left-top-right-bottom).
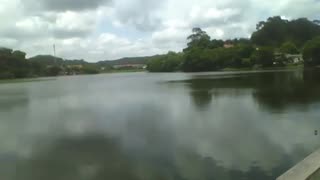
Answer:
xmin=0 ymin=71 xmax=320 ymax=179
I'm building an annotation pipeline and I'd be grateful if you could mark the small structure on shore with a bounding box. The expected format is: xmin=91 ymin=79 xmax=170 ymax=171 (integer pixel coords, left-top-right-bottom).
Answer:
xmin=285 ymin=54 xmax=304 ymax=64
xmin=113 ymin=64 xmax=146 ymax=69
xmin=223 ymin=43 xmax=234 ymax=48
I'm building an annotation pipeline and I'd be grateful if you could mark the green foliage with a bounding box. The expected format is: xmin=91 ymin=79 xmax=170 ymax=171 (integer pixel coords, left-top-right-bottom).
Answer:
xmin=29 ymin=55 xmax=64 ymax=66
xmin=0 ymin=48 xmax=33 ymax=79
xmin=209 ymin=39 xmax=224 ymax=49
xmin=182 ymin=37 xmax=255 ymax=72
xmin=12 ymin=50 xmax=27 ymax=59
xmin=184 ymin=28 xmax=211 ymax=51
xmin=251 ymin=47 xmax=275 ymax=67
xmin=252 ymin=16 xmax=320 ymax=47
xmin=251 ymin=16 xmax=289 ymax=47
xmin=46 ymin=66 xmax=62 ymax=76
xmin=81 ymin=64 xmax=100 ymax=74
xmin=182 ymin=47 xmax=216 ymax=72
xmin=279 ymin=42 xmax=299 ymax=54
xmin=303 ymin=36 xmax=320 ymax=66
xmin=0 ymin=47 xmax=13 ymax=55
xmin=237 ymin=44 xmax=255 ymax=59
xmin=147 ymin=52 xmax=183 ymax=72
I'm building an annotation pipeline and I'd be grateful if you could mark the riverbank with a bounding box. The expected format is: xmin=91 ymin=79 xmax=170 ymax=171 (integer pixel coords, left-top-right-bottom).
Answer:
xmin=0 ymin=65 xmax=305 ymax=83
xmin=101 ymin=69 xmax=146 ymax=74
xmin=222 ymin=64 xmax=304 ymax=72
xmin=0 ymin=78 xmax=56 ymax=84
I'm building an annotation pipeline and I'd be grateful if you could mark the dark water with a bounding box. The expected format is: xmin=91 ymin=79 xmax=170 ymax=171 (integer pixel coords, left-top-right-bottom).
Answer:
xmin=1 ymin=70 xmax=320 ymax=180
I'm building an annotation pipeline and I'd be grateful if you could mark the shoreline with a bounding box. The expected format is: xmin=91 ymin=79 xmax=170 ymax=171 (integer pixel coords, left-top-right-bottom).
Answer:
xmin=0 ymin=66 xmax=306 ymax=84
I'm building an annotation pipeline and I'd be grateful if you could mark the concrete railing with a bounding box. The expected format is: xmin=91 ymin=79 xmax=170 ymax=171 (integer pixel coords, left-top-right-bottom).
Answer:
xmin=277 ymin=148 xmax=320 ymax=180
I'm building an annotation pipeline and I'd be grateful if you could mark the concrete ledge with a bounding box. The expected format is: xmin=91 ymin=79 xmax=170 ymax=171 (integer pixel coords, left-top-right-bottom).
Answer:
xmin=277 ymin=148 xmax=320 ymax=180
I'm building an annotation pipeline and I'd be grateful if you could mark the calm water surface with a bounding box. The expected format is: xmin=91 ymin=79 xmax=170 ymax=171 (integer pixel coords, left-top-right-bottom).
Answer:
xmin=1 ymin=70 xmax=320 ymax=180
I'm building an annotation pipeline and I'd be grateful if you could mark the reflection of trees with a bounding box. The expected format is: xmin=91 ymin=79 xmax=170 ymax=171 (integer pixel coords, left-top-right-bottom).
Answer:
xmin=180 ymin=70 xmax=320 ymax=111
xmin=190 ymin=90 xmax=213 ymax=109
xmin=0 ymin=89 xmax=29 ymax=111
xmin=15 ymin=135 xmax=140 ymax=180
xmin=7 ymin=133 xmax=308 ymax=180
xmin=252 ymin=70 xmax=320 ymax=111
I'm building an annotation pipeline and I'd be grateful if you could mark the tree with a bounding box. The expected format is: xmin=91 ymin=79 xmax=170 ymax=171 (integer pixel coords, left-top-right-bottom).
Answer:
xmin=147 ymin=52 xmax=183 ymax=72
xmin=0 ymin=47 xmax=13 ymax=56
xmin=46 ymin=66 xmax=62 ymax=76
xmin=182 ymin=48 xmax=214 ymax=72
xmin=209 ymin=39 xmax=224 ymax=49
xmin=279 ymin=42 xmax=299 ymax=54
xmin=251 ymin=16 xmax=320 ymax=47
xmin=303 ymin=36 xmax=320 ymax=66
xmin=251 ymin=16 xmax=289 ymax=46
xmin=237 ymin=44 xmax=255 ymax=59
xmin=81 ymin=64 xmax=100 ymax=74
xmin=251 ymin=47 xmax=275 ymax=67
xmin=12 ymin=50 xmax=27 ymax=59
xmin=184 ymin=28 xmax=211 ymax=51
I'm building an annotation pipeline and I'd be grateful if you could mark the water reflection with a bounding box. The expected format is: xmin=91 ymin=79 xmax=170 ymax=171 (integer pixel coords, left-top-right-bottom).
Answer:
xmin=180 ymin=70 xmax=320 ymax=112
xmin=0 ymin=88 xmax=29 ymax=111
xmin=2 ymin=134 xmax=304 ymax=180
xmin=1 ymin=70 xmax=320 ymax=180
xmin=253 ymin=70 xmax=320 ymax=111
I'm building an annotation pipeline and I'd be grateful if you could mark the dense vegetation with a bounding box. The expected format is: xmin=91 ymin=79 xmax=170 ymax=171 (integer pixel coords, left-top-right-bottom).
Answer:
xmin=0 ymin=50 xmax=102 ymax=79
xmin=146 ymin=52 xmax=183 ymax=72
xmin=303 ymin=37 xmax=320 ymax=66
xmin=252 ymin=17 xmax=320 ymax=47
xmin=147 ymin=16 xmax=320 ymax=72
xmin=0 ymin=48 xmax=38 ymax=79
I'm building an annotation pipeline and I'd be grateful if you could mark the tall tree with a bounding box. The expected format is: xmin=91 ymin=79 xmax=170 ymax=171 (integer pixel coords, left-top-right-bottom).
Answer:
xmin=303 ymin=36 xmax=320 ymax=66
xmin=184 ymin=28 xmax=211 ymax=51
xmin=251 ymin=16 xmax=320 ymax=47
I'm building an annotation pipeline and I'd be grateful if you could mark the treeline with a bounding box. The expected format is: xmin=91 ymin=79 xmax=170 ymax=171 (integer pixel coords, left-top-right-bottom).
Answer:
xmin=147 ymin=16 xmax=320 ymax=72
xmin=29 ymin=55 xmax=101 ymax=76
xmin=0 ymin=48 xmax=40 ymax=79
xmin=0 ymin=47 xmax=149 ymax=79
xmin=0 ymin=49 xmax=102 ymax=79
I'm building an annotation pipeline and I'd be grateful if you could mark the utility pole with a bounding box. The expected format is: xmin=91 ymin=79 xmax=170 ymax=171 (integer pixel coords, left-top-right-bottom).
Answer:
xmin=53 ymin=44 xmax=56 ymax=64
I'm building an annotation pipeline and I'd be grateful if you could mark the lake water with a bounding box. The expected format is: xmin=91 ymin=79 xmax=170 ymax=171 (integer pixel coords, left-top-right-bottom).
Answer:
xmin=1 ymin=69 xmax=320 ymax=180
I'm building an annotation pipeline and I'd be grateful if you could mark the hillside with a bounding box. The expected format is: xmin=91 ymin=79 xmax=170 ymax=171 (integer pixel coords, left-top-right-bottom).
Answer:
xmin=29 ymin=55 xmax=154 ymax=67
xmin=97 ymin=56 xmax=157 ymax=66
xmin=29 ymin=55 xmax=89 ymax=66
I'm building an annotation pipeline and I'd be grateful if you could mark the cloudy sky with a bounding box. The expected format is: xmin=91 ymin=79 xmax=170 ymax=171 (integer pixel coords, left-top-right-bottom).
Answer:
xmin=1 ymin=0 xmax=320 ymax=61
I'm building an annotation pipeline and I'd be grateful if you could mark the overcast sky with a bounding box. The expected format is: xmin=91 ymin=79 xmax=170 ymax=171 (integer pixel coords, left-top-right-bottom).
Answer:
xmin=1 ymin=0 xmax=320 ymax=61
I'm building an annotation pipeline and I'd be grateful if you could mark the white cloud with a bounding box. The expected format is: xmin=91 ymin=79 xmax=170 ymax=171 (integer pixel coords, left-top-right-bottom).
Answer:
xmin=52 ymin=11 xmax=98 ymax=38
xmin=0 ymin=0 xmax=320 ymax=61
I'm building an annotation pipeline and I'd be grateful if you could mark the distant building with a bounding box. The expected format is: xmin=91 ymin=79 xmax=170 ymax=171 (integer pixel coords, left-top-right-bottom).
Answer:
xmin=67 ymin=65 xmax=83 ymax=69
xmin=224 ymin=43 xmax=234 ymax=48
xmin=113 ymin=64 xmax=146 ymax=69
xmin=285 ymin=54 xmax=303 ymax=64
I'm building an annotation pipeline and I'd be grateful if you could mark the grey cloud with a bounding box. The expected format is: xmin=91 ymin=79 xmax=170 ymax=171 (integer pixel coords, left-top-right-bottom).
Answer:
xmin=280 ymin=0 xmax=320 ymax=19
xmin=190 ymin=11 xmax=243 ymax=29
xmin=190 ymin=0 xmax=253 ymax=29
xmin=24 ymin=0 xmax=111 ymax=12
xmin=52 ymin=29 xmax=91 ymax=39
xmin=0 ymin=26 xmax=49 ymax=40
xmin=118 ymin=16 xmax=163 ymax=31
xmin=113 ymin=0 xmax=166 ymax=31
